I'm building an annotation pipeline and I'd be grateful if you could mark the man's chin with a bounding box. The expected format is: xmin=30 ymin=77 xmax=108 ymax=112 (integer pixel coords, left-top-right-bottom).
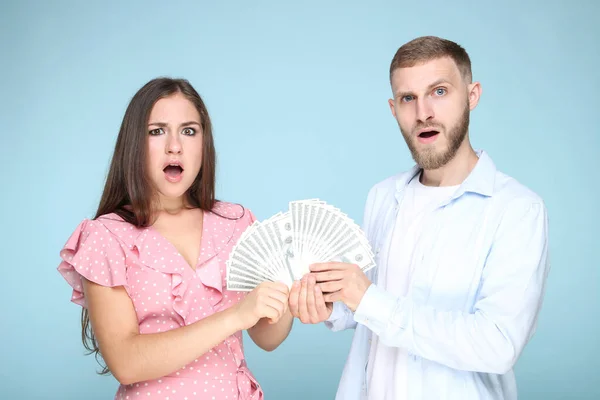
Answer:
xmin=413 ymin=149 xmax=450 ymax=170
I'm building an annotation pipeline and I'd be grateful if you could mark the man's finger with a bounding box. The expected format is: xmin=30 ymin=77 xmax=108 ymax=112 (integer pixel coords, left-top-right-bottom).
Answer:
xmin=306 ymin=275 xmax=318 ymax=322
xmin=318 ymin=280 xmax=344 ymax=293
xmin=298 ymin=276 xmax=309 ymax=323
xmin=323 ymin=290 xmax=342 ymax=303
xmin=314 ymin=284 xmax=330 ymax=319
xmin=311 ymin=270 xmax=345 ymax=282
xmin=309 ymin=262 xmax=349 ymax=272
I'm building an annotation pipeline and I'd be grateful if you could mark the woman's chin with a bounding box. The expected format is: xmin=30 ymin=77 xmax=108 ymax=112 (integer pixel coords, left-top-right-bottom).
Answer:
xmin=156 ymin=190 xmax=189 ymax=206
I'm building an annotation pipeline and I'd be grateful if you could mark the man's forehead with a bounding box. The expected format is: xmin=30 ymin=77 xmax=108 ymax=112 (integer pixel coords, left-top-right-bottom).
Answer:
xmin=391 ymin=57 xmax=462 ymax=92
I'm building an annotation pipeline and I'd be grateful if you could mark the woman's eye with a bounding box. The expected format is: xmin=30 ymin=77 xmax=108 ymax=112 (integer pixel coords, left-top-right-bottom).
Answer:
xmin=182 ymin=127 xmax=196 ymax=136
xmin=149 ymin=128 xmax=164 ymax=135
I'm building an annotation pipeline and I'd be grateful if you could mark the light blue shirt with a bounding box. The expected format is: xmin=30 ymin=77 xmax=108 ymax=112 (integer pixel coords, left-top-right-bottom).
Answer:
xmin=326 ymin=150 xmax=550 ymax=399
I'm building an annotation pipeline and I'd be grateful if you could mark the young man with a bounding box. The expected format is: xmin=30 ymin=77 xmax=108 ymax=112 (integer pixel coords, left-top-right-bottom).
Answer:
xmin=288 ymin=36 xmax=550 ymax=399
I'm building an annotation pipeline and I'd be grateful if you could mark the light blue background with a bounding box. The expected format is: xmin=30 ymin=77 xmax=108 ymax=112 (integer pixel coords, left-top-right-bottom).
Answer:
xmin=1 ymin=0 xmax=598 ymax=399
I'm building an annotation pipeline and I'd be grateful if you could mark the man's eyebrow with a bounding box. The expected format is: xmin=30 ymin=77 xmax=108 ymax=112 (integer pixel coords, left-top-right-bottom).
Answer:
xmin=394 ymin=79 xmax=453 ymax=98
xmin=426 ymin=78 xmax=452 ymax=90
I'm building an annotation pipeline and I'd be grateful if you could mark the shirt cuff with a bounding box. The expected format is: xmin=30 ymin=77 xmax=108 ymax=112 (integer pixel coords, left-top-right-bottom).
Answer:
xmin=324 ymin=301 xmax=353 ymax=332
xmin=353 ymin=284 xmax=401 ymax=335
xmin=326 ymin=301 xmax=346 ymax=322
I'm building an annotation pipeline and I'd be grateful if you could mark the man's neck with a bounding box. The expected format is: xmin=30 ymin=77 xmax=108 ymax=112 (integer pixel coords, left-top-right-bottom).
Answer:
xmin=420 ymin=142 xmax=478 ymax=187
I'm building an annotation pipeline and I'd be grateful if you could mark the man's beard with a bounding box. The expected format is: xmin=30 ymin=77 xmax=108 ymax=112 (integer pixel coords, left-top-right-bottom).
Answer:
xmin=400 ymin=101 xmax=470 ymax=170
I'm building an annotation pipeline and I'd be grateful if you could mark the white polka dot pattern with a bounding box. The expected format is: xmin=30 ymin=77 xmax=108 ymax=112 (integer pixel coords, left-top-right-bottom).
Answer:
xmin=57 ymin=202 xmax=264 ymax=400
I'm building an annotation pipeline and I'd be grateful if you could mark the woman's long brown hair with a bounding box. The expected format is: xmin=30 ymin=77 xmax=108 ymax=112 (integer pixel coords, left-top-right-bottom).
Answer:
xmin=82 ymin=77 xmax=219 ymax=374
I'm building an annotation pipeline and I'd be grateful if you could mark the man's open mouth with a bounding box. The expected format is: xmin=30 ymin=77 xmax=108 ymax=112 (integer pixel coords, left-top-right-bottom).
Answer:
xmin=418 ymin=130 xmax=439 ymax=138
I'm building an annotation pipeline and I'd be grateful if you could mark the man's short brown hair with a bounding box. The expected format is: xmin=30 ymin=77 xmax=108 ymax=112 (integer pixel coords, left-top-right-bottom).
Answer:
xmin=389 ymin=36 xmax=472 ymax=83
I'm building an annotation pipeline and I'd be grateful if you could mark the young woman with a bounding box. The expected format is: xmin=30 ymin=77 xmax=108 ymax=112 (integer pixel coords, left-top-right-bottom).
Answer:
xmin=57 ymin=77 xmax=293 ymax=399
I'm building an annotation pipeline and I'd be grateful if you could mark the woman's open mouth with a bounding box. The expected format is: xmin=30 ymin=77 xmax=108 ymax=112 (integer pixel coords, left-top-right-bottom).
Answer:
xmin=163 ymin=163 xmax=184 ymax=183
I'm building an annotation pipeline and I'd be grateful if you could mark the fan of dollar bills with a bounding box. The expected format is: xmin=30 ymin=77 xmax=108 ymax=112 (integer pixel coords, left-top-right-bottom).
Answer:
xmin=225 ymin=199 xmax=376 ymax=291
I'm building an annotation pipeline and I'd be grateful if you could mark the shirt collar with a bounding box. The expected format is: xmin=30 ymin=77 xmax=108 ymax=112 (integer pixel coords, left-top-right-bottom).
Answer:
xmin=395 ymin=149 xmax=496 ymax=201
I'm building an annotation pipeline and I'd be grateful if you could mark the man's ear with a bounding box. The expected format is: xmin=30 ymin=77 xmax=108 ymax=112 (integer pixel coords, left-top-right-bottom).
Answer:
xmin=467 ymin=81 xmax=482 ymax=111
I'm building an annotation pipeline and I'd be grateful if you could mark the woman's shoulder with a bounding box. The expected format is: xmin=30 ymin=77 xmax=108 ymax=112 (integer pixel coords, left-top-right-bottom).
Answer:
xmin=94 ymin=212 xmax=145 ymax=245
xmin=57 ymin=213 xmax=137 ymax=305
xmin=62 ymin=212 xmax=143 ymax=254
xmin=209 ymin=200 xmax=256 ymax=225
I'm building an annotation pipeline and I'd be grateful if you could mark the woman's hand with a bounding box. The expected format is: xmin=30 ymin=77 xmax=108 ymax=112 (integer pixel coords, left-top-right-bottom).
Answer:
xmin=233 ymin=281 xmax=290 ymax=330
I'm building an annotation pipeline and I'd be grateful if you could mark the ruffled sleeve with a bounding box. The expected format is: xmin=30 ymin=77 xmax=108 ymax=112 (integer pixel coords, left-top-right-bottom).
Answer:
xmin=57 ymin=218 xmax=129 ymax=307
xmin=248 ymin=209 xmax=257 ymax=225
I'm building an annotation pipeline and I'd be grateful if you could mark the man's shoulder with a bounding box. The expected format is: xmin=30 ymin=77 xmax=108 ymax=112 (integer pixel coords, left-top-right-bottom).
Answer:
xmin=369 ymin=169 xmax=415 ymax=193
xmin=492 ymin=170 xmax=545 ymax=208
xmin=362 ymin=169 xmax=418 ymax=215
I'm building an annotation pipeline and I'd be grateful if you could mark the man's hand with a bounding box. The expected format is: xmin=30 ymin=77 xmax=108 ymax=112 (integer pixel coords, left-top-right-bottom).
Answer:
xmin=289 ymin=274 xmax=333 ymax=324
xmin=311 ymin=262 xmax=371 ymax=312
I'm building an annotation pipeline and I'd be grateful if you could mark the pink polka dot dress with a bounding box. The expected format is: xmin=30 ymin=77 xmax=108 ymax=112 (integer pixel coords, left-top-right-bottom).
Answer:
xmin=57 ymin=202 xmax=264 ymax=400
